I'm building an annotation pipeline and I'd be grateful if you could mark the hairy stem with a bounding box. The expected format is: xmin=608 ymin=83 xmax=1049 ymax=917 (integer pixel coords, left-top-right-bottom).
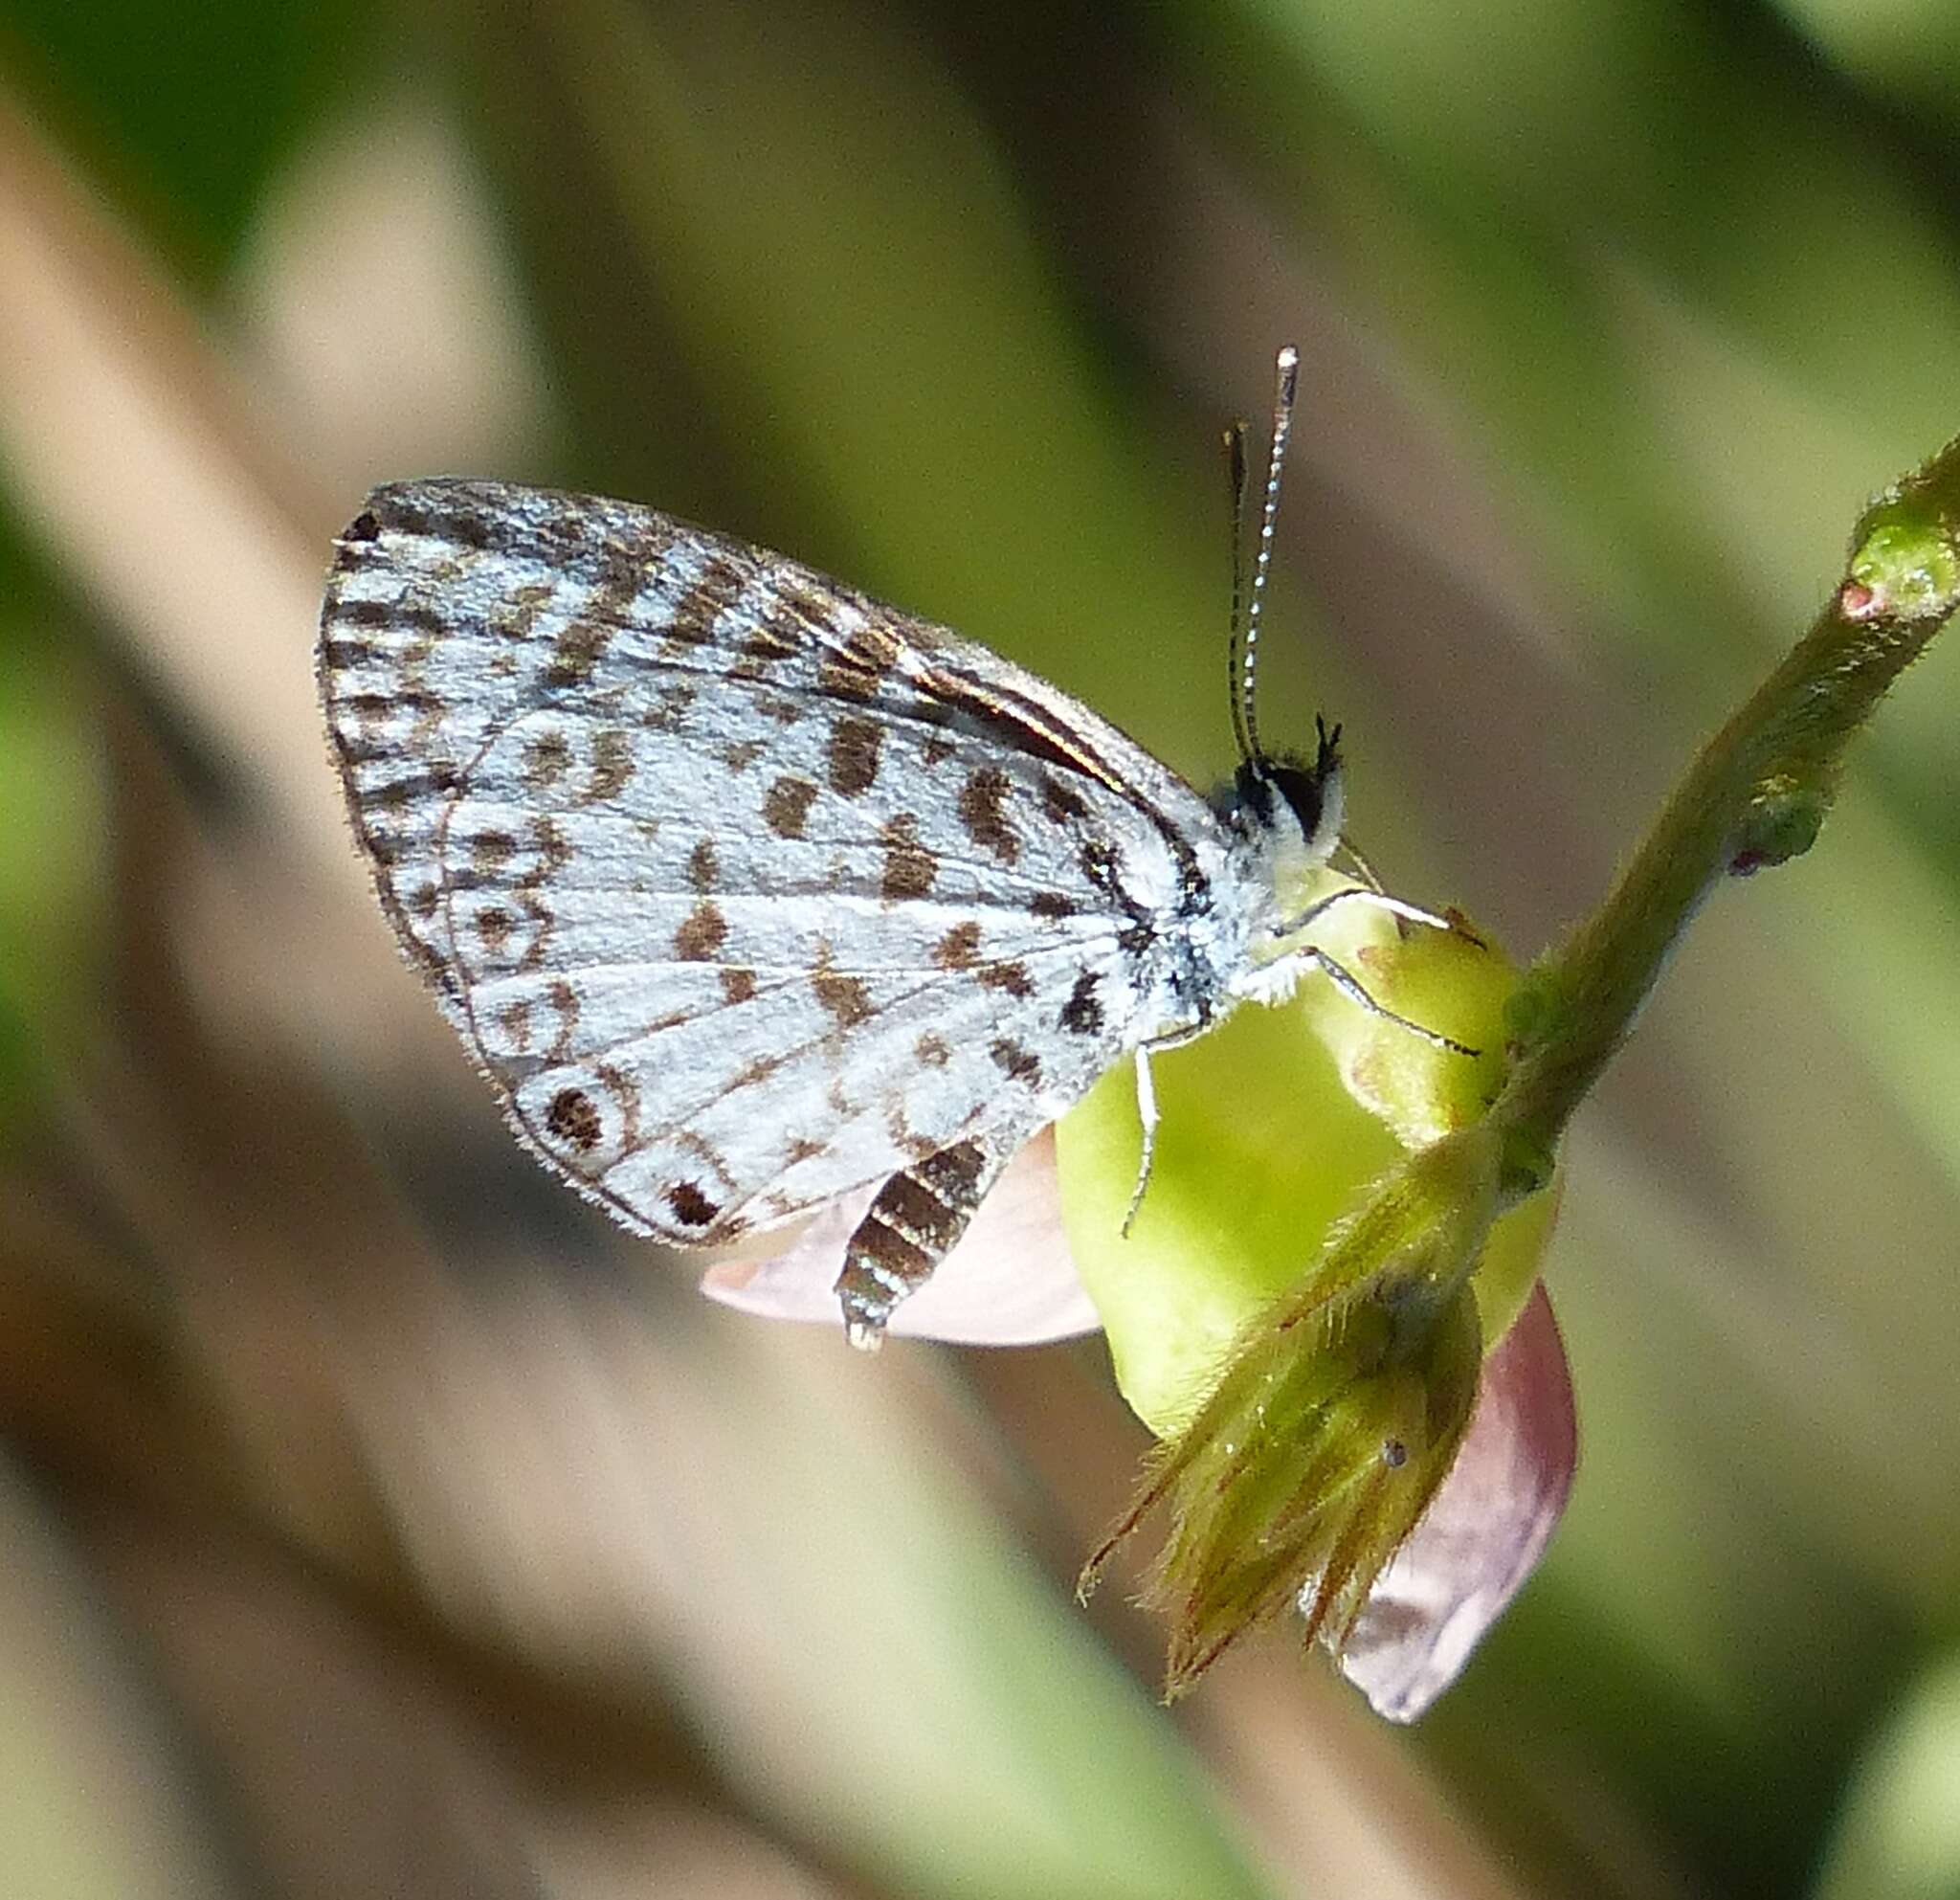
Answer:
xmin=1490 ymin=433 xmax=1960 ymax=1185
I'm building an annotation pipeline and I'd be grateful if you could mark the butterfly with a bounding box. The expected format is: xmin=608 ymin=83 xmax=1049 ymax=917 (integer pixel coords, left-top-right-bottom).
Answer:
xmin=317 ymin=347 xmax=1461 ymax=1347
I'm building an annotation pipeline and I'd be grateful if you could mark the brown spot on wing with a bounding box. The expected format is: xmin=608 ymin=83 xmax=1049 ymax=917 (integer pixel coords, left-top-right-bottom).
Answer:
xmin=582 ymin=728 xmax=634 ymax=803
xmin=828 ymin=716 xmax=883 ymax=796
xmin=763 ymin=775 xmax=817 ymax=838
xmin=813 ymin=948 xmax=872 ymax=1031
xmin=1030 ymin=891 xmax=1079 ymax=920
xmin=524 ymin=816 xmax=573 ymax=882
xmin=687 ymin=838 xmax=720 ymax=893
xmin=546 ymin=617 xmax=609 ymax=686
xmin=670 ymin=554 xmax=746 ymax=647
xmin=978 ymin=960 xmax=1033 ymax=999
xmin=933 ymin=922 xmax=981 ymax=969
xmin=880 ymin=814 xmax=936 ymax=901
xmin=546 ymin=1087 xmax=602 ymax=1151
xmin=523 ymin=730 xmax=570 ymax=793
xmin=476 ymin=907 xmax=513 ymax=956
xmin=989 ymin=1039 xmax=1041 ymax=1085
xmin=642 ymin=683 xmax=696 ymax=733
xmin=915 ymin=1033 xmax=949 ymax=1067
xmin=489 ymin=578 xmax=558 ymax=642
xmin=720 ymin=967 xmax=757 ymax=1005
xmin=472 ymin=831 xmax=516 ymax=875
xmin=817 ymin=620 xmax=902 ymax=700
xmin=666 ymin=1181 xmax=721 ymax=1228
xmin=1038 ymin=772 xmax=1090 ymax=826
xmin=341 ymin=684 xmax=438 ymax=722
xmin=674 ymin=902 xmax=728 ymax=961
xmin=739 ymin=619 xmax=800 ymax=666
xmin=1059 ymin=970 xmax=1103 ymax=1036
xmin=958 ymin=768 xmax=1018 ymax=864
xmin=322 ymin=637 xmax=382 ymax=670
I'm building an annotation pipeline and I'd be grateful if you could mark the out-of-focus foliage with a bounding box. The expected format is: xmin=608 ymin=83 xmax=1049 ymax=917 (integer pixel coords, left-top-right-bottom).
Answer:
xmin=0 ymin=532 xmax=105 ymax=1120
xmin=0 ymin=0 xmax=365 ymax=271
xmin=1815 ymin=1650 xmax=1960 ymax=1900
xmin=2 ymin=0 xmax=1958 ymax=1896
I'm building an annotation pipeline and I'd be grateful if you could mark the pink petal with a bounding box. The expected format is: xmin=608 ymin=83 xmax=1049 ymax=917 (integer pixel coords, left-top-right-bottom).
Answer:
xmin=1333 ymin=1281 xmax=1577 ymax=1721
xmin=698 ymin=1129 xmax=1101 ymax=1346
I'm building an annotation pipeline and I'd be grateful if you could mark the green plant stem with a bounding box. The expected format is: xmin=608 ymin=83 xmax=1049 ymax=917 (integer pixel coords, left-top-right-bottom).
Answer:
xmin=1491 ymin=433 xmax=1960 ymax=1182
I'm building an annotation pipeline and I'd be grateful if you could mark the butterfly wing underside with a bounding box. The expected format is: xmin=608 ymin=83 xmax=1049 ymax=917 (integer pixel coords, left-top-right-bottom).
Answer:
xmin=319 ymin=479 xmax=1214 ymax=1249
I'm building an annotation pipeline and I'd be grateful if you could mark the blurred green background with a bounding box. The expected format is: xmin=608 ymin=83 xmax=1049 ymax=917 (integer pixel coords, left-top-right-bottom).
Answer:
xmin=3 ymin=2 xmax=1959 ymax=1895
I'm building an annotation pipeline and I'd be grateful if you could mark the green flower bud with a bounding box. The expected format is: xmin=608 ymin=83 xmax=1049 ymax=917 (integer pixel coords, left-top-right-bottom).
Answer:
xmin=1058 ymin=879 xmax=1562 ymax=1698
xmin=1057 ymin=879 xmax=1551 ymax=1439
xmin=1079 ymin=1125 xmax=1503 ymax=1696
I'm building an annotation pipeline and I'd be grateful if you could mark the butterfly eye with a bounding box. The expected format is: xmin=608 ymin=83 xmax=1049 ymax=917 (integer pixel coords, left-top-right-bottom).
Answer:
xmin=1266 ymin=763 xmax=1326 ymax=844
xmin=1230 ymin=758 xmax=1275 ymax=823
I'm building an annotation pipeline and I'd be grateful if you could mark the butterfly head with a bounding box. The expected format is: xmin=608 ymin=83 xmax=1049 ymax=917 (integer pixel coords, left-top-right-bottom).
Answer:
xmin=1233 ymin=715 xmax=1346 ymax=881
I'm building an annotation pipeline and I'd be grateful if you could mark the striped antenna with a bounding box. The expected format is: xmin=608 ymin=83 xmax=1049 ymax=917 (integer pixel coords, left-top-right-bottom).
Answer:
xmin=1222 ymin=418 xmax=1252 ymax=765
xmin=1237 ymin=344 xmax=1300 ymax=767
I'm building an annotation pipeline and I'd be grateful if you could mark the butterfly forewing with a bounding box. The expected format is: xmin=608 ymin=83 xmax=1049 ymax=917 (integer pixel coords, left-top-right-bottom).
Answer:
xmin=319 ymin=480 xmax=1219 ymax=1251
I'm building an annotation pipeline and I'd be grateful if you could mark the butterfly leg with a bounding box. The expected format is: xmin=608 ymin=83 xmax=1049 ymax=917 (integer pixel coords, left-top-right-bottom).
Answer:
xmin=1336 ymin=837 xmax=1386 ymax=893
xmin=1299 ymin=947 xmax=1478 ymax=1056
xmin=1122 ymin=1023 xmax=1208 ymax=1239
xmin=1272 ymin=883 xmax=1459 ymax=941
xmin=835 ymin=1128 xmax=1028 ymax=1352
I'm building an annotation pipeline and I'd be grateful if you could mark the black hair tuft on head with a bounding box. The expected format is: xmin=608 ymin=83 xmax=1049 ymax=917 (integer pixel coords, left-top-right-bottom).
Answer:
xmin=1232 ymin=724 xmax=1339 ymax=844
xmin=1314 ymin=713 xmax=1342 ymax=780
